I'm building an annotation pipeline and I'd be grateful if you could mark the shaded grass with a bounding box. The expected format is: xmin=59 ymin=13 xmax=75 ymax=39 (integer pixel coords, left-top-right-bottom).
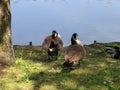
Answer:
xmin=0 ymin=44 xmax=120 ymax=90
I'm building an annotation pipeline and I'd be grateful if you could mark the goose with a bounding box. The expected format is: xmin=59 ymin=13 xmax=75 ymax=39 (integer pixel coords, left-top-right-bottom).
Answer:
xmin=42 ymin=30 xmax=63 ymax=60
xmin=63 ymin=33 xmax=86 ymax=68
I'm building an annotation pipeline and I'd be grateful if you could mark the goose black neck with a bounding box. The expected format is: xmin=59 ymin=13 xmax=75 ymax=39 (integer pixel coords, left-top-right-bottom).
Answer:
xmin=71 ymin=36 xmax=77 ymax=45
xmin=52 ymin=34 xmax=55 ymax=38
xmin=52 ymin=31 xmax=57 ymax=38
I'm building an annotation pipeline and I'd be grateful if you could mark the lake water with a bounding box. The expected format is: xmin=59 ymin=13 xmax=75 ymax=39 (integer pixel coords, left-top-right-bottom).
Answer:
xmin=11 ymin=0 xmax=120 ymax=45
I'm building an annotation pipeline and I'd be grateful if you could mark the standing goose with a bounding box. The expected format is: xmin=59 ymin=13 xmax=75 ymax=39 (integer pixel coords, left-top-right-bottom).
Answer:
xmin=63 ymin=33 xmax=86 ymax=68
xmin=42 ymin=30 xmax=63 ymax=60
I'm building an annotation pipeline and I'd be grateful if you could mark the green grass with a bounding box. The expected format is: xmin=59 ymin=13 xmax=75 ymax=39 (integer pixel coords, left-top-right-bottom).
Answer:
xmin=0 ymin=44 xmax=120 ymax=90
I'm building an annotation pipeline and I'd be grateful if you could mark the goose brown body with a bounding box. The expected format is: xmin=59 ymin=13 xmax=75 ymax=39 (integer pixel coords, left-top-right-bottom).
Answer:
xmin=42 ymin=35 xmax=63 ymax=50
xmin=42 ymin=30 xmax=63 ymax=59
xmin=64 ymin=44 xmax=86 ymax=63
xmin=63 ymin=33 xmax=86 ymax=67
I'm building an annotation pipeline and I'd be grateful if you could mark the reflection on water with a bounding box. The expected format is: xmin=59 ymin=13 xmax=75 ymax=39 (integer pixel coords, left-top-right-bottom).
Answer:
xmin=11 ymin=0 xmax=120 ymax=45
xmin=96 ymin=0 xmax=120 ymax=4
xmin=11 ymin=0 xmax=67 ymax=3
xmin=11 ymin=0 xmax=120 ymax=3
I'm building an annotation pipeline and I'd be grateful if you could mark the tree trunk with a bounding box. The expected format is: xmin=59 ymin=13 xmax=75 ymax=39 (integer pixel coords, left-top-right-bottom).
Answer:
xmin=0 ymin=0 xmax=14 ymax=65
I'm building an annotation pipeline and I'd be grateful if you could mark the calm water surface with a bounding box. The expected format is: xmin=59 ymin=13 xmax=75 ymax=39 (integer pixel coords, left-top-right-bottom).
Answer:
xmin=11 ymin=0 xmax=120 ymax=45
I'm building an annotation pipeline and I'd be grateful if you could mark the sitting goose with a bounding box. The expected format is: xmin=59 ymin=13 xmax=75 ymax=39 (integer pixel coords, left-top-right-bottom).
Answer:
xmin=63 ymin=33 xmax=86 ymax=68
xmin=42 ymin=30 xmax=63 ymax=60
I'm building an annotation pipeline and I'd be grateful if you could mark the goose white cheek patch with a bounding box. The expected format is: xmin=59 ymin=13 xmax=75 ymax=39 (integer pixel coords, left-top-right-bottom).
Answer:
xmin=58 ymin=34 xmax=61 ymax=38
xmin=54 ymin=33 xmax=57 ymax=37
xmin=76 ymin=39 xmax=83 ymax=46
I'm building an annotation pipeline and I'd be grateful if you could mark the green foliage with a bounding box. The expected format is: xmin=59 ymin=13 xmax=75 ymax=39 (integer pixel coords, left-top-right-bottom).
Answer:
xmin=105 ymin=42 xmax=120 ymax=48
xmin=0 ymin=43 xmax=120 ymax=90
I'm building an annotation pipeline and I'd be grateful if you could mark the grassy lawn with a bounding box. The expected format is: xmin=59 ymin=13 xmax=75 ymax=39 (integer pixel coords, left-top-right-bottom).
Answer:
xmin=0 ymin=43 xmax=120 ymax=90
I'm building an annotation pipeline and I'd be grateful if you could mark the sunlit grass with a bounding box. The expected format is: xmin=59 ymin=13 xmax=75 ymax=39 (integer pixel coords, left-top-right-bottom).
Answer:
xmin=0 ymin=57 xmax=49 ymax=90
xmin=61 ymin=79 xmax=77 ymax=89
xmin=40 ymin=84 xmax=57 ymax=90
xmin=0 ymin=44 xmax=120 ymax=90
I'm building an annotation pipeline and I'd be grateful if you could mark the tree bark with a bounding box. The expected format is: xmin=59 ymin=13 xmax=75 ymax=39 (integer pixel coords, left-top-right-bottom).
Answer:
xmin=0 ymin=0 xmax=14 ymax=65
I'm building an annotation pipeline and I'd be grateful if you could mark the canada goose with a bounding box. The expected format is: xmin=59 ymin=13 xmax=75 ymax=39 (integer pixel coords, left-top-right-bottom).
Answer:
xmin=63 ymin=33 xmax=86 ymax=68
xmin=42 ymin=30 xmax=63 ymax=60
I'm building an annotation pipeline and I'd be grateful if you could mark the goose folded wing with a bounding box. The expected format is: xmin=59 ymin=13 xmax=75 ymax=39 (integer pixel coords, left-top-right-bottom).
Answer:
xmin=64 ymin=45 xmax=85 ymax=62
xmin=42 ymin=35 xmax=52 ymax=50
